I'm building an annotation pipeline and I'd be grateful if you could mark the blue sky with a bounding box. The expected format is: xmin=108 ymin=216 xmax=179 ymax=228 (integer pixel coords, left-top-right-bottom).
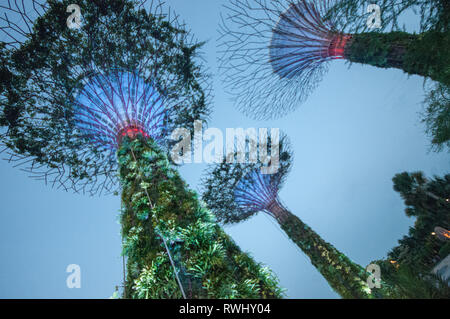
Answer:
xmin=0 ymin=0 xmax=448 ymax=298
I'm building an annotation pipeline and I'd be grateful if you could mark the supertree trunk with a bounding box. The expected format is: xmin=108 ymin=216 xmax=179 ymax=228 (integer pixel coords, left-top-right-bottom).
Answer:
xmin=268 ymin=200 xmax=392 ymax=299
xmin=344 ymin=31 xmax=450 ymax=86
xmin=118 ymin=136 xmax=283 ymax=299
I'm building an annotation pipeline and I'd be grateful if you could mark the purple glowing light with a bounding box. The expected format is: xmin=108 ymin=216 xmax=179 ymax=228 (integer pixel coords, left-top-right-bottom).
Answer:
xmin=74 ymin=69 xmax=168 ymax=150
xmin=269 ymin=0 xmax=350 ymax=80
xmin=234 ymin=169 xmax=282 ymax=216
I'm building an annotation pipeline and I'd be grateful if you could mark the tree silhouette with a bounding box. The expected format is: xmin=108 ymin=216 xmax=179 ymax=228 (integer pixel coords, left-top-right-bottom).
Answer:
xmin=368 ymin=171 xmax=450 ymax=298
xmin=390 ymin=171 xmax=450 ymax=271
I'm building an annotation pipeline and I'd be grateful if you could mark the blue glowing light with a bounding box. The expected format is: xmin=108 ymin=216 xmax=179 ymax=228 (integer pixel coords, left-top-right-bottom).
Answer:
xmin=234 ymin=169 xmax=281 ymax=213
xmin=269 ymin=1 xmax=348 ymax=79
xmin=74 ymin=69 xmax=168 ymax=150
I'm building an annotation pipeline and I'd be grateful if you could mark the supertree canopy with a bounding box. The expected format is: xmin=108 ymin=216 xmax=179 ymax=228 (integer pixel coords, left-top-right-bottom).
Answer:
xmin=269 ymin=1 xmax=351 ymax=81
xmin=0 ymin=0 xmax=284 ymax=299
xmin=0 ymin=0 xmax=210 ymax=195
xmin=219 ymin=0 xmax=450 ymax=120
xmin=202 ymin=135 xmax=398 ymax=298
xmin=234 ymin=170 xmax=284 ymax=220
xmin=203 ymin=133 xmax=292 ymax=224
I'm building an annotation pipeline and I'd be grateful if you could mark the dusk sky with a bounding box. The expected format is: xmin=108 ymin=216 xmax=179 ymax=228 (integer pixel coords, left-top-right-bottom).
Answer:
xmin=0 ymin=0 xmax=448 ymax=298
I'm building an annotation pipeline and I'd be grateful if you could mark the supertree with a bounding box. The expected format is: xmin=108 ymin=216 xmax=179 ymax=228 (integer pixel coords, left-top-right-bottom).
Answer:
xmin=0 ymin=0 xmax=283 ymax=299
xmin=202 ymin=135 xmax=397 ymax=298
xmin=218 ymin=0 xmax=450 ymax=120
xmin=390 ymin=172 xmax=450 ymax=270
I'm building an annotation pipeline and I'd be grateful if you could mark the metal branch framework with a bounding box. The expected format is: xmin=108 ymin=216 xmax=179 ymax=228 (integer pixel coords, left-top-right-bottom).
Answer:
xmin=202 ymin=133 xmax=293 ymax=224
xmin=269 ymin=1 xmax=350 ymax=80
xmin=73 ymin=69 xmax=168 ymax=153
xmin=0 ymin=0 xmax=48 ymax=49
xmin=234 ymin=169 xmax=284 ymax=220
xmin=219 ymin=0 xmax=347 ymax=120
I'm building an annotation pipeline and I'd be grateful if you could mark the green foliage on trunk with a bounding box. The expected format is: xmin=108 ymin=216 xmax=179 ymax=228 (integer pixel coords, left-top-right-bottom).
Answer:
xmin=202 ymin=142 xmax=398 ymax=299
xmin=328 ymin=0 xmax=449 ymax=34
xmin=345 ymin=31 xmax=450 ymax=86
xmin=118 ymin=136 xmax=284 ymax=299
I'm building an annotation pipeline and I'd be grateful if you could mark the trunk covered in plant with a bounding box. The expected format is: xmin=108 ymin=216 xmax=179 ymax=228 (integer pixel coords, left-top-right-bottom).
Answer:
xmin=270 ymin=200 xmax=394 ymax=299
xmin=344 ymin=31 xmax=450 ymax=86
xmin=118 ymin=136 xmax=283 ymax=299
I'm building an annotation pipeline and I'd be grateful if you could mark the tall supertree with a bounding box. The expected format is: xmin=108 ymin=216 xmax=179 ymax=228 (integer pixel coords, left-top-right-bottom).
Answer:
xmin=202 ymin=135 xmax=395 ymax=298
xmin=218 ymin=0 xmax=450 ymax=119
xmin=0 ymin=0 xmax=283 ymax=299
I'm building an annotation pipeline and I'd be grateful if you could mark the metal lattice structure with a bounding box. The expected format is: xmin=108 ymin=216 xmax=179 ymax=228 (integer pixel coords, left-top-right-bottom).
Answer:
xmin=219 ymin=0 xmax=346 ymax=120
xmin=234 ymin=169 xmax=284 ymax=220
xmin=73 ymin=69 xmax=168 ymax=156
xmin=269 ymin=1 xmax=350 ymax=80
xmin=0 ymin=0 xmax=49 ymax=49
